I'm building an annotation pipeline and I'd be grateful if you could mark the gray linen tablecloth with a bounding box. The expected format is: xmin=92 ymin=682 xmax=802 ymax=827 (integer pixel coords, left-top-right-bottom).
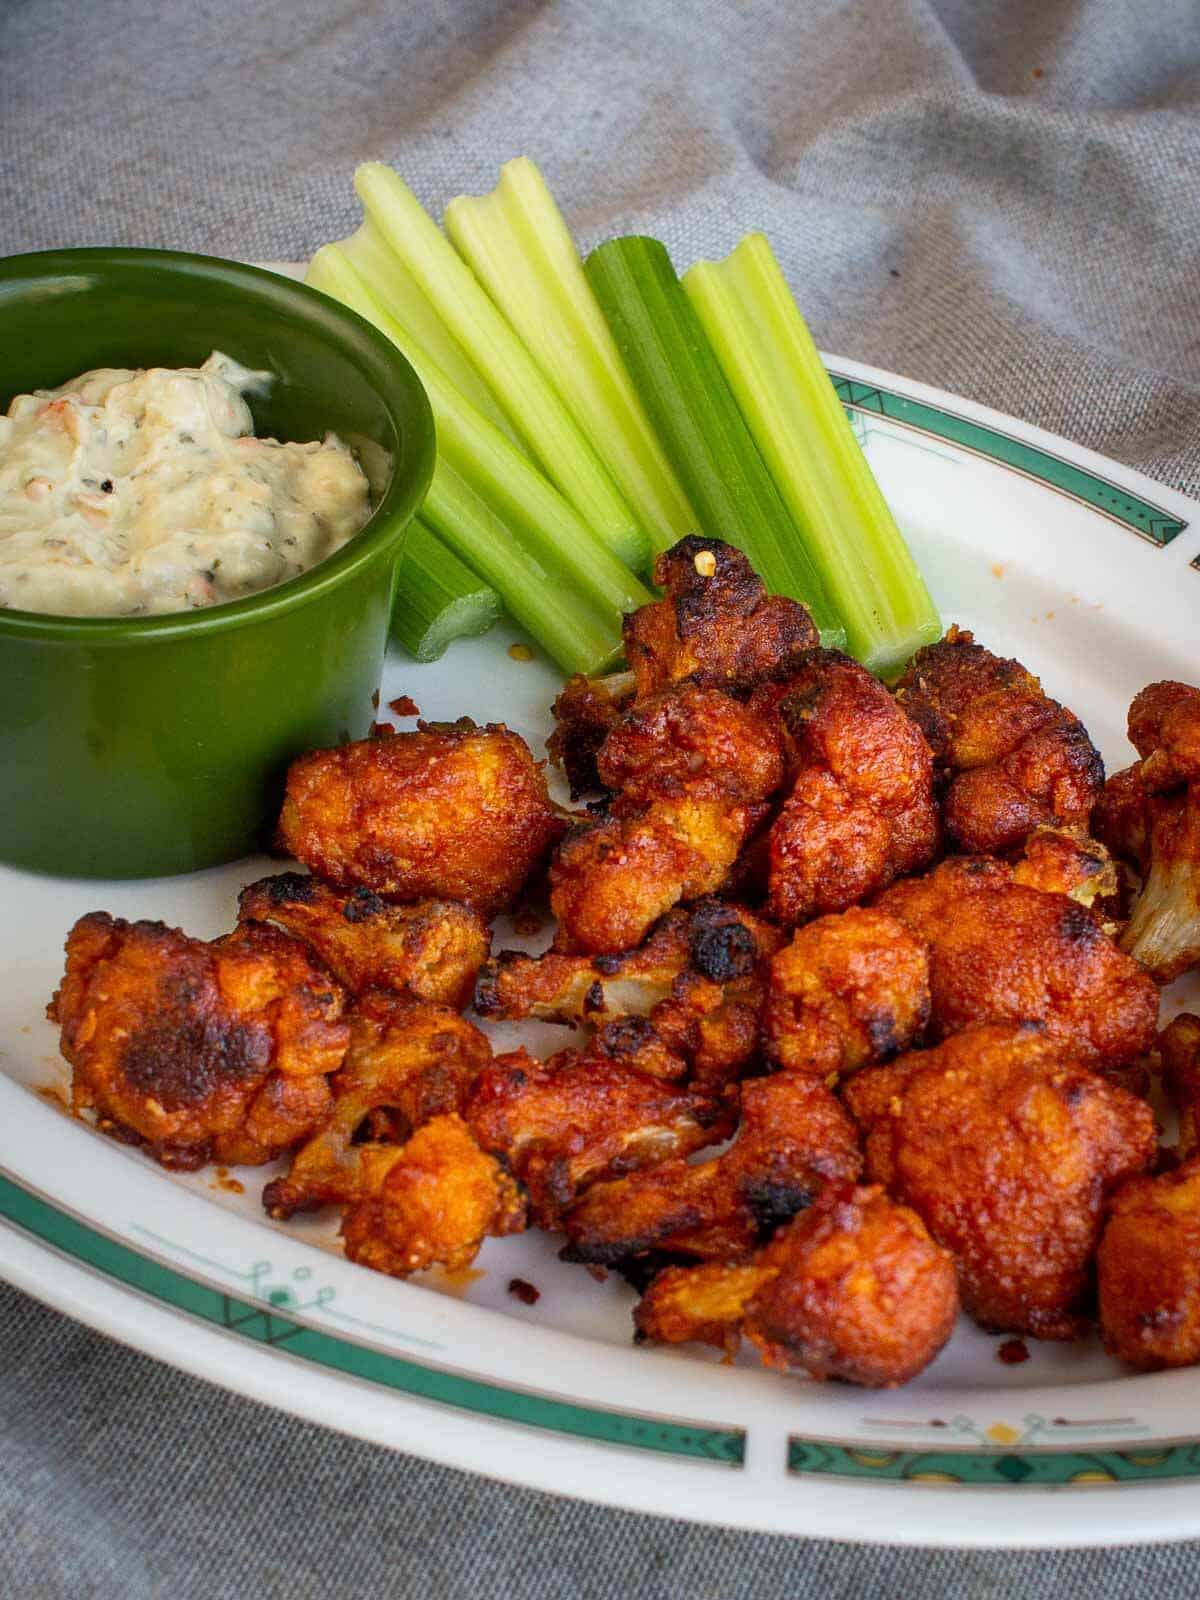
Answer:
xmin=3 ymin=0 xmax=1200 ymax=1592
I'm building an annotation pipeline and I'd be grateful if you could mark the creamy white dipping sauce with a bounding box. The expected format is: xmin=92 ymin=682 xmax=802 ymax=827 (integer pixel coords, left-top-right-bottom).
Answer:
xmin=0 ymin=352 xmax=371 ymax=616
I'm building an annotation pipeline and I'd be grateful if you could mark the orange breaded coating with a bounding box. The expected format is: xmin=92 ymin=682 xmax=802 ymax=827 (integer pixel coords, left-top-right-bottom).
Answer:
xmin=596 ymin=686 xmax=784 ymax=813
xmin=1094 ymin=681 xmax=1200 ymax=981
xmin=340 ymin=1114 xmax=525 ymax=1278
xmin=1160 ymin=1013 xmax=1200 ymax=1159
xmin=49 ymin=913 xmax=348 ymax=1171
xmin=894 ymin=627 xmax=1104 ymax=855
xmin=764 ymin=908 xmax=930 ymax=1078
xmin=263 ymin=992 xmax=492 ymax=1220
xmin=476 ymin=900 xmax=783 ymax=1088
xmin=548 ymin=685 xmax=785 ymax=954
xmin=561 ymin=1072 xmax=863 ymax=1268
xmin=1009 ymin=825 xmax=1119 ymax=912
xmin=635 ymin=1186 xmax=958 ymax=1388
xmin=548 ymin=799 xmax=749 ymax=955
xmin=1098 ymin=1155 xmax=1200 ymax=1371
xmin=763 ymin=651 xmax=939 ymax=925
xmin=623 ymin=536 xmax=818 ymax=700
xmin=547 ymin=670 xmax=635 ymax=800
xmin=876 ymin=857 xmax=1159 ymax=1071
xmin=844 ymin=1024 xmax=1158 ymax=1339
xmin=239 ymin=872 xmax=488 ymax=1009
xmin=465 ymin=1044 xmax=727 ymax=1228
xmin=278 ymin=720 xmax=562 ymax=917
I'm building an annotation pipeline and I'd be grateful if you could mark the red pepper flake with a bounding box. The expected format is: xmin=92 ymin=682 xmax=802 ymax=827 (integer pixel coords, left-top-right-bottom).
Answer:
xmin=370 ymin=722 xmax=397 ymax=738
xmin=371 ymin=689 xmax=380 ymax=709
xmin=997 ymin=1338 xmax=1030 ymax=1366
xmin=1032 ymin=67 xmax=1044 ymax=79
xmin=507 ymin=1277 xmax=541 ymax=1306
xmin=388 ymin=694 xmax=420 ymax=717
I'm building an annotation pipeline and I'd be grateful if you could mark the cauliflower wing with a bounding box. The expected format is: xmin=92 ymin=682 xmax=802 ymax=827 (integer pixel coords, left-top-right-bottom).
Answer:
xmin=476 ymin=899 xmax=782 ymax=1088
xmin=1161 ymin=1012 xmax=1200 ymax=1159
xmin=548 ymin=689 xmax=783 ymax=954
xmin=635 ymin=1185 xmax=959 ymax=1388
xmin=561 ymin=1071 xmax=863 ymax=1269
xmin=844 ymin=1023 xmax=1158 ymax=1338
xmin=623 ymin=535 xmax=818 ymax=699
xmin=764 ymin=907 xmax=930 ymax=1078
xmin=239 ymin=872 xmax=488 ymax=1009
xmin=277 ymin=720 xmax=562 ymax=917
xmin=465 ymin=1043 xmax=727 ymax=1228
xmin=340 ymin=1114 xmax=525 ymax=1278
xmin=1098 ymin=1154 xmax=1200 ymax=1371
xmin=876 ymin=856 xmax=1159 ymax=1071
xmin=1094 ymin=680 xmax=1200 ymax=981
xmin=547 ymin=670 xmax=635 ymax=800
xmin=1010 ymin=826 xmax=1120 ymax=912
xmin=762 ymin=650 xmax=939 ymax=924
xmin=893 ymin=627 xmax=1104 ymax=855
xmin=49 ymin=913 xmax=349 ymax=1170
xmin=263 ymin=991 xmax=492 ymax=1219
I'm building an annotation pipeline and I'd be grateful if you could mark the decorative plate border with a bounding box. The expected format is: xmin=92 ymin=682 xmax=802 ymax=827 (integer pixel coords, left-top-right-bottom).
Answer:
xmin=828 ymin=373 xmax=1188 ymax=546
xmin=789 ymin=1437 xmax=1200 ymax=1488
xmin=0 ymin=1170 xmax=743 ymax=1467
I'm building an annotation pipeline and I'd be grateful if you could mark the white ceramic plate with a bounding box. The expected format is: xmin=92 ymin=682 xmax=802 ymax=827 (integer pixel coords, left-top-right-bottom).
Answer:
xmin=3 ymin=317 xmax=1200 ymax=1548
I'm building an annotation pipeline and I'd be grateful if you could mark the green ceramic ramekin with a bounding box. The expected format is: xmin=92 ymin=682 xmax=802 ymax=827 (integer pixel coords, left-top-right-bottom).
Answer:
xmin=0 ymin=249 xmax=435 ymax=879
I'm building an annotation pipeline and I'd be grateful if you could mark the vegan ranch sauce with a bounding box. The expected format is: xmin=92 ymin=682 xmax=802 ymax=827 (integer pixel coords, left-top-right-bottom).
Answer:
xmin=0 ymin=352 xmax=371 ymax=616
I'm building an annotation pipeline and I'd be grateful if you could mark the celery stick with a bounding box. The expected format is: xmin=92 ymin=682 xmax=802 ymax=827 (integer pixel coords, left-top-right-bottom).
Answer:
xmin=391 ymin=517 xmax=502 ymax=662
xmin=684 ymin=234 xmax=940 ymax=677
xmin=585 ymin=236 xmax=846 ymax=649
xmin=307 ymin=245 xmax=650 ymax=620
xmin=306 ymin=246 xmax=641 ymax=673
xmin=335 ymin=217 xmax=527 ymax=453
xmin=422 ymin=463 xmax=624 ymax=674
xmin=444 ymin=158 xmax=697 ymax=557
xmin=355 ymin=163 xmax=648 ymax=572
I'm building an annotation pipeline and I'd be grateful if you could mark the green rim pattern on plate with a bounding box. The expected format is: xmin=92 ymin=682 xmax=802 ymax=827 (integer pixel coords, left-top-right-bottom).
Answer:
xmin=0 ymin=1172 xmax=743 ymax=1466
xmin=788 ymin=1437 xmax=1200 ymax=1488
xmin=830 ymin=375 xmax=1188 ymax=546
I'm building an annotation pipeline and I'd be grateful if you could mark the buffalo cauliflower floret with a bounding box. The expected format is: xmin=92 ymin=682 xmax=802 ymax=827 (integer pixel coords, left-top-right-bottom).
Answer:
xmin=1094 ymin=680 xmax=1200 ymax=981
xmin=764 ymin=907 xmax=930 ymax=1079
xmin=635 ymin=1184 xmax=959 ymax=1388
xmin=893 ymin=627 xmax=1104 ymax=855
xmin=277 ymin=719 xmax=562 ymax=917
xmin=844 ymin=1023 xmax=1158 ymax=1339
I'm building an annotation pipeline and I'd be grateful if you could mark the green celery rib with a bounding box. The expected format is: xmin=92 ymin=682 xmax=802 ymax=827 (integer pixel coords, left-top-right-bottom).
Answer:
xmin=585 ymin=236 xmax=846 ymax=650
xmin=684 ymin=234 xmax=940 ymax=677
xmin=306 ymin=245 xmax=642 ymax=674
xmin=333 ymin=216 xmax=527 ymax=453
xmin=421 ymin=463 xmax=624 ymax=674
xmin=444 ymin=158 xmax=697 ymax=558
xmin=354 ymin=163 xmax=649 ymax=573
xmin=391 ymin=517 xmax=502 ymax=662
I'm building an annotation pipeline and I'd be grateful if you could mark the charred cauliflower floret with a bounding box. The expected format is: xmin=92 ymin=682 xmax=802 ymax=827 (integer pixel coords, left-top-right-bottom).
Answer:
xmin=877 ymin=856 xmax=1159 ymax=1073
xmin=893 ymin=627 xmax=1104 ymax=856
xmin=339 ymin=1113 xmax=525 ymax=1278
xmin=465 ymin=1042 xmax=728 ymax=1228
xmin=277 ymin=719 xmax=562 ymax=917
xmin=623 ymin=535 xmax=819 ymax=700
xmin=49 ymin=913 xmax=349 ymax=1170
xmin=476 ymin=899 xmax=782 ymax=1089
xmin=844 ymin=1023 xmax=1158 ymax=1339
xmin=548 ymin=687 xmax=784 ymax=954
xmin=263 ymin=991 xmax=492 ymax=1220
xmin=238 ymin=872 xmax=488 ymax=1010
xmin=761 ymin=650 xmax=939 ymax=925
xmin=1093 ymin=680 xmax=1200 ymax=981
xmin=635 ymin=1184 xmax=959 ymax=1388
xmin=561 ymin=1071 xmax=862 ymax=1270
xmin=764 ymin=907 xmax=930 ymax=1079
